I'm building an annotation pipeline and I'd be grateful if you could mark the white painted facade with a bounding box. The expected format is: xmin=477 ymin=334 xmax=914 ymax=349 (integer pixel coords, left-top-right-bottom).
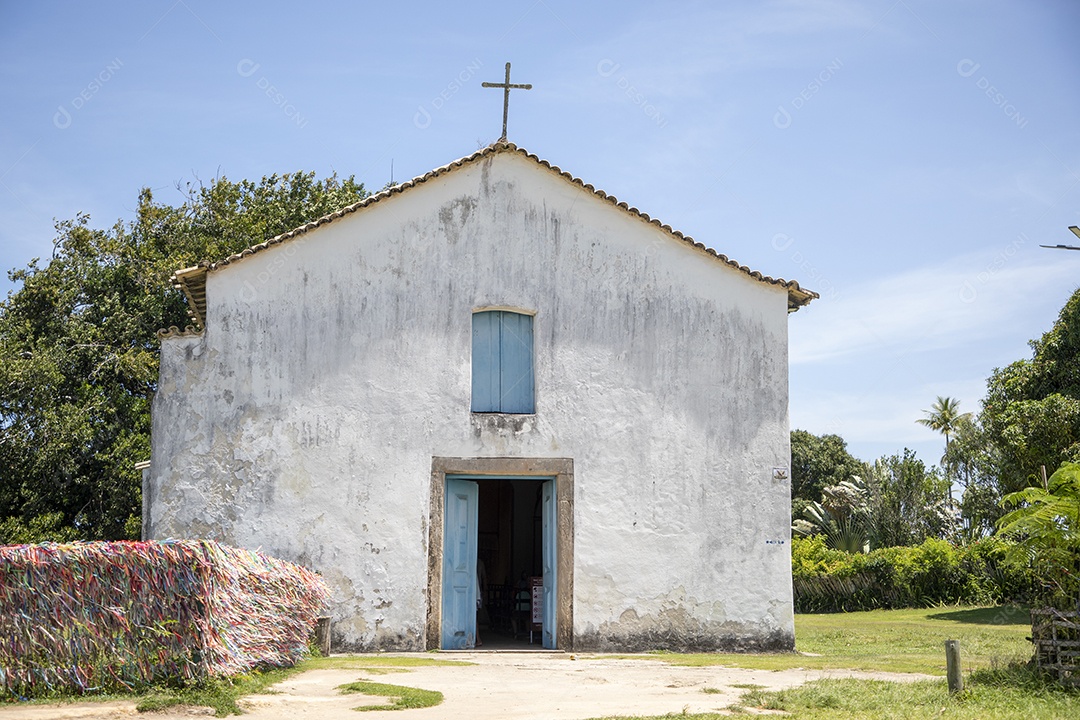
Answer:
xmin=147 ymin=145 xmax=814 ymax=652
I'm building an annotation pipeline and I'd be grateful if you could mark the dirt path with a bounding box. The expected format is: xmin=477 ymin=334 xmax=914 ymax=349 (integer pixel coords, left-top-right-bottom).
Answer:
xmin=0 ymin=653 xmax=936 ymax=720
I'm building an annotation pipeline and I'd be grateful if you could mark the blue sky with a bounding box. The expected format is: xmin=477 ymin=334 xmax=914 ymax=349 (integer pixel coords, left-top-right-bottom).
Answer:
xmin=1 ymin=1 xmax=1078 ymax=466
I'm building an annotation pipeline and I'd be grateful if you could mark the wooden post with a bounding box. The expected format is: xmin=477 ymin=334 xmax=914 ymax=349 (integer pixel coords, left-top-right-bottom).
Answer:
xmin=945 ymin=639 xmax=963 ymax=694
xmin=315 ymin=616 xmax=332 ymax=657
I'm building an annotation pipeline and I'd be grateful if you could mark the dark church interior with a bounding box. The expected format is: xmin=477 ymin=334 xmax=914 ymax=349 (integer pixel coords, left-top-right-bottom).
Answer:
xmin=475 ymin=478 xmax=546 ymax=649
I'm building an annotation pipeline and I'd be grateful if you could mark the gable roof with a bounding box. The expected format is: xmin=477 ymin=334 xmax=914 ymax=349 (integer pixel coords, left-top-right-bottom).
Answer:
xmin=162 ymin=142 xmax=816 ymax=337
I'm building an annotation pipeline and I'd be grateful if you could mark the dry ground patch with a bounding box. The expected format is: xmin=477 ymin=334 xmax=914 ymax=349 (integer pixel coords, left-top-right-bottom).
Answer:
xmin=0 ymin=606 xmax=1060 ymax=719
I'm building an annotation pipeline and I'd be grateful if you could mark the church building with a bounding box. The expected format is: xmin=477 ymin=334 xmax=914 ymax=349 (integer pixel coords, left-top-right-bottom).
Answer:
xmin=146 ymin=141 xmax=816 ymax=652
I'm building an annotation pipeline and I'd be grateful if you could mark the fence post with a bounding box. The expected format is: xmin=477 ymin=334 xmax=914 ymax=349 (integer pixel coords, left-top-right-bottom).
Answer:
xmin=945 ymin=639 xmax=963 ymax=694
xmin=315 ymin=616 xmax=332 ymax=657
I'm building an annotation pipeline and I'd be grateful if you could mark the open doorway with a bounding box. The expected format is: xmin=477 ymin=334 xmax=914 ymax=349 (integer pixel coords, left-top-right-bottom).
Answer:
xmin=440 ymin=476 xmax=556 ymax=650
xmin=476 ymin=478 xmax=546 ymax=649
xmin=427 ymin=457 xmax=574 ymax=652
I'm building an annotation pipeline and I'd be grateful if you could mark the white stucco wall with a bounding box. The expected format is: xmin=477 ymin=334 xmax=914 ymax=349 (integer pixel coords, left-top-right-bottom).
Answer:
xmin=148 ymin=150 xmax=796 ymax=652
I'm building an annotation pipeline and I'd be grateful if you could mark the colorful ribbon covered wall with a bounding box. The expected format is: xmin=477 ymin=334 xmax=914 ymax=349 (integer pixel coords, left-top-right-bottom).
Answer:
xmin=0 ymin=540 xmax=329 ymax=696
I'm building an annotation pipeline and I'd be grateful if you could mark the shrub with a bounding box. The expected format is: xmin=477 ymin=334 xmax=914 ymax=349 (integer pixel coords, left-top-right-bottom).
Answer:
xmin=792 ymin=536 xmax=1035 ymax=612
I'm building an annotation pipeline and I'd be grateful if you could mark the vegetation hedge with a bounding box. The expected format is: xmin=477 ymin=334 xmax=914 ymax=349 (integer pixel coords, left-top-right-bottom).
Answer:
xmin=0 ymin=540 xmax=329 ymax=697
xmin=792 ymin=536 xmax=1035 ymax=613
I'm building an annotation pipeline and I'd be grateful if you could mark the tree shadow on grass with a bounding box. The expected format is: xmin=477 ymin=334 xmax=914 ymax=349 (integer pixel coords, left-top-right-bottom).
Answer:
xmin=925 ymin=606 xmax=1029 ymax=626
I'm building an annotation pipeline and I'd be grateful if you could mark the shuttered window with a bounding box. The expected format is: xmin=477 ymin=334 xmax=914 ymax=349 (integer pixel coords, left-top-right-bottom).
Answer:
xmin=471 ymin=310 xmax=535 ymax=413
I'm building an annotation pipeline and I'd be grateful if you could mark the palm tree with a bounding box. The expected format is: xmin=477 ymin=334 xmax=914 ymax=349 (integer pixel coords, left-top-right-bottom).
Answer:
xmin=917 ymin=396 xmax=972 ymax=511
xmin=916 ymin=396 xmax=971 ymax=452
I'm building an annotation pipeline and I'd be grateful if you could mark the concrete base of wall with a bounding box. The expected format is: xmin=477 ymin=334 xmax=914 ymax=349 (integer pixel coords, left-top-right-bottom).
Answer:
xmin=573 ymin=628 xmax=795 ymax=653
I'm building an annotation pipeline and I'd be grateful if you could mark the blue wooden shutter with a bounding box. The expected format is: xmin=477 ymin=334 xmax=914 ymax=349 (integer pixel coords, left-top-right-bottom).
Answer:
xmin=499 ymin=312 xmax=534 ymax=413
xmin=471 ymin=310 xmax=534 ymax=413
xmin=471 ymin=312 xmax=501 ymax=412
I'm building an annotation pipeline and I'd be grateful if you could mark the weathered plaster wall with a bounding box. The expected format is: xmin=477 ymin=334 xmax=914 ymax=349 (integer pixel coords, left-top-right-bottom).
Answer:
xmin=148 ymin=151 xmax=795 ymax=651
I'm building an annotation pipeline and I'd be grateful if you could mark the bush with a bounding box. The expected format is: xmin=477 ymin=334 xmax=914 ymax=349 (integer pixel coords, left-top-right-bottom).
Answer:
xmin=792 ymin=536 xmax=1034 ymax=612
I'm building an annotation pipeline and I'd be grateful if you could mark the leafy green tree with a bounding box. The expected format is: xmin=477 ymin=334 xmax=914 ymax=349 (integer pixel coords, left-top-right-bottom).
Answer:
xmin=790 ymin=429 xmax=865 ymax=508
xmin=982 ymin=288 xmax=1080 ymax=496
xmin=997 ymin=461 xmax=1080 ymax=609
xmin=863 ymin=449 xmax=953 ymax=548
xmin=1025 ymin=289 xmax=1080 ymax=400
xmin=989 ymin=394 xmax=1080 ymax=495
xmin=0 ymin=173 xmax=367 ymax=541
xmin=941 ymin=415 xmax=1000 ymax=538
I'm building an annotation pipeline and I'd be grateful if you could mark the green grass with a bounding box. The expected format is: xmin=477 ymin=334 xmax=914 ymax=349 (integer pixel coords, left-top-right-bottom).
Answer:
xmin=320 ymin=655 xmax=458 ymax=711
xmin=586 ymin=605 xmax=1080 ymax=720
xmin=131 ymin=655 xmax=468 ymax=715
xmin=337 ymin=680 xmax=443 ymax=711
xmin=3 ymin=654 xmax=471 ymax=715
xmin=590 ymin=668 xmax=1080 ymax=719
xmin=135 ymin=666 xmax=301 ymax=717
xmin=728 ymin=668 xmax=1080 ymax=719
xmin=607 ymin=605 xmax=1032 ymax=675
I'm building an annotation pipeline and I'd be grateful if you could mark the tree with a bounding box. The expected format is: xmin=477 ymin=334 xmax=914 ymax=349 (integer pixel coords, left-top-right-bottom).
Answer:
xmin=985 ymin=394 xmax=1080 ymax=496
xmin=997 ymin=461 xmax=1080 ymax=609
xmin=916 ymin=396 xmax=971 ymax=453
xmin=1025 ymin=289 xmax=1080 ymax=401
xmin=981 ymin=288 xmax=1080 ymax=496
xmin=942 ymin=415 xmax=1000 ymax=539
xmin=0 ymin=173 xmax=368 ymax=541
xmin=793 ymin=448 xmax=954 ymax=551
xmin=917 ymin=396 xmax=973 ymax=523
xmin=790 ymin=429 xmax=865 ymax=509
xmin=863 ymin=449 xmax=953 ymax=548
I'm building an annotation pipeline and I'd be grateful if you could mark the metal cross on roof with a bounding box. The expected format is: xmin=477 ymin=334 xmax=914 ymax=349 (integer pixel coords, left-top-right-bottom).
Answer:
xmin=482 ymin=62 xmax=532 ymax=141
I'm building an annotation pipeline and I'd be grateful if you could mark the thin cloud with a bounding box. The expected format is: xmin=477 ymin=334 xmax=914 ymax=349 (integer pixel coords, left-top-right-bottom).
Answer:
xmin=793 ymin=376 xmax=989 ymax=450
xmin=791 ymin=251 xmax=1080 ymax=365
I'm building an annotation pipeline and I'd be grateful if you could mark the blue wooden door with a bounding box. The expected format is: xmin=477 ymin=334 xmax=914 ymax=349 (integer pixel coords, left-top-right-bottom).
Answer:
xmin=442 ymin=478 xmax=478 ymax=649
xmin=541 ymin=479 xmax=557 ymax=649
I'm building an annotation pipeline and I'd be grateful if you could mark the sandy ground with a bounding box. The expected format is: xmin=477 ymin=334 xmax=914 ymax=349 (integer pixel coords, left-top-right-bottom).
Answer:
xmin=0 ymin=653 xmax=936 ymax=720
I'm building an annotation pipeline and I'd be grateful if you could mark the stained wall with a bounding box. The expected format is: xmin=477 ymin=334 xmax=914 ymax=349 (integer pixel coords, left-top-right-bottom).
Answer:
xmin=147 ymin=150 xmax=796 ymax=651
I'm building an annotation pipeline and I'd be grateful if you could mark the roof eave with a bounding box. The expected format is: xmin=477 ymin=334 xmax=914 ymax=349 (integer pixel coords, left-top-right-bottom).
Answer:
xmin=787 ymin=285 xmax=819 ymax=313
xmin=170 ymin=265 xmax=208 ymax=331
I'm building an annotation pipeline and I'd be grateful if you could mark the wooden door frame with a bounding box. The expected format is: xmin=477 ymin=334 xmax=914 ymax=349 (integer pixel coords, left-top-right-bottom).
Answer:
xmin=426 ymin=456 xmax=574 ymax=650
